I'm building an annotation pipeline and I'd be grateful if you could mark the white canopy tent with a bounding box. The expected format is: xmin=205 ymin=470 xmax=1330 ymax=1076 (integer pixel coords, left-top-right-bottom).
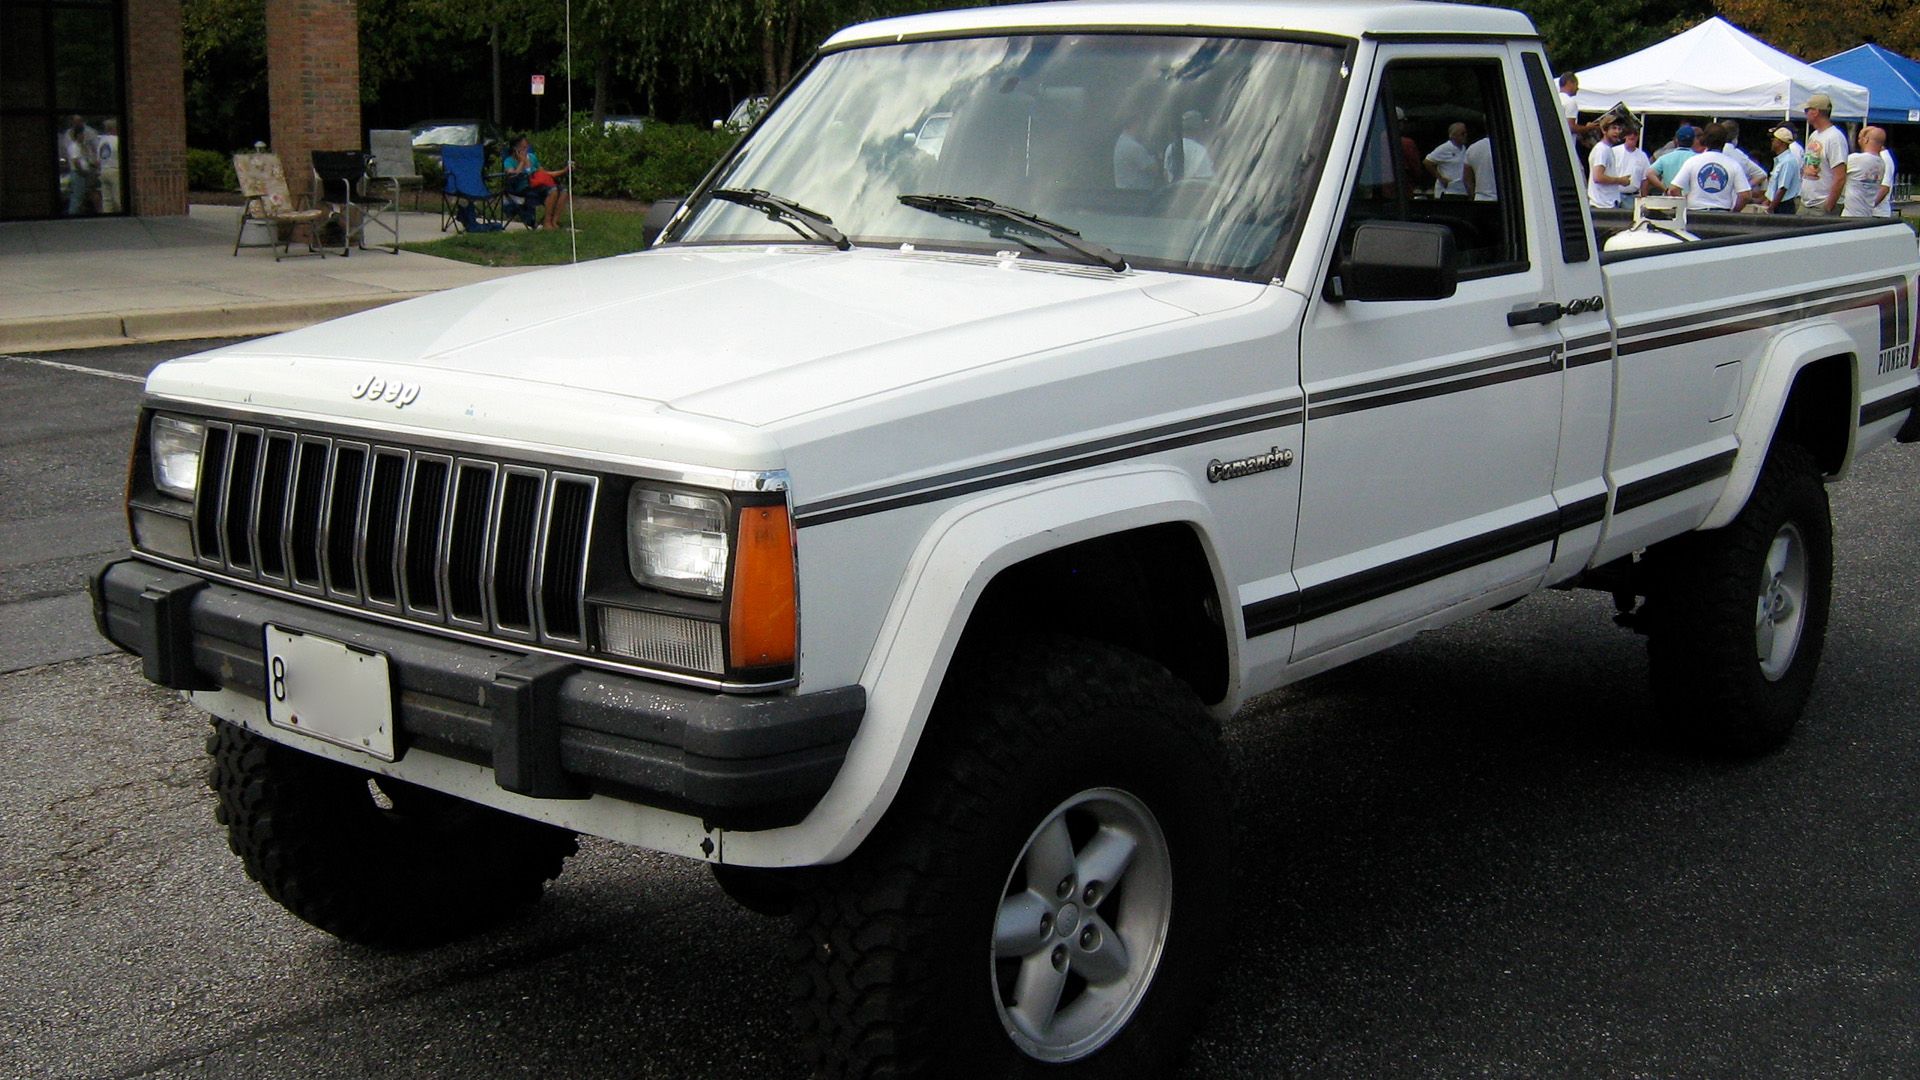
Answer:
xmin=1573 ymin=17 xmax=1870 ymax=120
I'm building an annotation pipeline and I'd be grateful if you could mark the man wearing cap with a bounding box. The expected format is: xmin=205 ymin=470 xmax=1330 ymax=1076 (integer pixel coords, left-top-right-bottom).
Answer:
xmin=1645 ymin=124 xmax=1698 ymax=196
xmin=1765 ymin=126 xmax=1803 ymax=214
xmin=1799 ymin=93 xmax=1849 ymax=215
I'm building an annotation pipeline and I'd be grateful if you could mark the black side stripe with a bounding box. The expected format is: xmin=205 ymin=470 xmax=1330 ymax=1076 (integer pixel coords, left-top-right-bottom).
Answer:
xmin=1618 ymin=276 xmax=1909 ymax=356
xmin=1310 ymin=355 xmax=1561 ymax=419
xmin=793 ymin=400 xmax=1303 ymax=527
xmin=1565 ymin=347 xmax=1613 ymax=368
xmin=1612 ymin=449 xmax=1737 ymax=514
xmin=1861 ymin=386 xmax=1920 ymax=426
xmin=1557 ymin=492 xmax=1608 ymax=532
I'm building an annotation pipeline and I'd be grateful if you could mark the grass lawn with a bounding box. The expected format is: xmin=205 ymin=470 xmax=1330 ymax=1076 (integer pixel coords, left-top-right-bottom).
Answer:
xmin=401 ymin=208 xmax=653 ymax=266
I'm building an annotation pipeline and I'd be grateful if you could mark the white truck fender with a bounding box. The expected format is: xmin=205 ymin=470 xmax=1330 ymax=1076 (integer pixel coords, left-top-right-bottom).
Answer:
xmin=720 ymin=464 xmax=1232 ymax=867
xmin=1699 ymin=322 xmax=1858 ymax=530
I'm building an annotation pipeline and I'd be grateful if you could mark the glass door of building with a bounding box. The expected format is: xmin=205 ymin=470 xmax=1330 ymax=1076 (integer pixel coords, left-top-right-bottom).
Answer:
xmin=1 ymin=0 xmax=129 ymax=219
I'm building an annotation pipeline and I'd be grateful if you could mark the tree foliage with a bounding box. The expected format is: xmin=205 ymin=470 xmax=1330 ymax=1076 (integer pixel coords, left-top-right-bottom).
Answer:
xmin=1711 ymin=0 xmax=1920 ymax=60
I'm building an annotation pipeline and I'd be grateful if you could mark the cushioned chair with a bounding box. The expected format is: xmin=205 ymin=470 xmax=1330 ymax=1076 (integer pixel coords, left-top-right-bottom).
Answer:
xmin=439 ymin=144 xmax=503 ymax=233
xmin=232 ymin=151 xmax=329 ymax=260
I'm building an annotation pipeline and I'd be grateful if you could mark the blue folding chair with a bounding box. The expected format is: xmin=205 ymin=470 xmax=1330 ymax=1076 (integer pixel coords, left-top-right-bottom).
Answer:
xmin=439 ymin=144 xmax=504 ymax=232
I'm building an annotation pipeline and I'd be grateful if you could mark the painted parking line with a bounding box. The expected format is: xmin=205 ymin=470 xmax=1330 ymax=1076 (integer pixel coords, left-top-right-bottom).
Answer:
xmin=1 ymin=353 xmax=146 ymax=384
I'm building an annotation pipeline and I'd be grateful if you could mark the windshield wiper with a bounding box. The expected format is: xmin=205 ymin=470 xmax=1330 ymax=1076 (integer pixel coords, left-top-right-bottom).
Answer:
xmin=710 ymin=188 xmax=851 ymax=250
xmin=897 ymin=193 xmax=1127 ymax=272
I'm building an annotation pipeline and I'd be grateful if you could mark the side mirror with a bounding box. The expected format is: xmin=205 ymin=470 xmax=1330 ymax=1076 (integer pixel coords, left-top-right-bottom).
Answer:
xmin=1332 ymin=220 xmax=1458 ymax=302
xmin=642 ymin=197 xmax=683 ymax=248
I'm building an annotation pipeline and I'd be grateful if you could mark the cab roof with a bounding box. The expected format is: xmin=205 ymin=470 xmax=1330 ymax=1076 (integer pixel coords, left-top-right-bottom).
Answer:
xmin=824 ymin=0 xmax=1539 ymax=49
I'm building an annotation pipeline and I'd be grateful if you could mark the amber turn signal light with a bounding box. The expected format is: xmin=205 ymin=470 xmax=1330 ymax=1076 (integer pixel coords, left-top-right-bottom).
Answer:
xmin=728 ymin=504 xmax=797 ymax=671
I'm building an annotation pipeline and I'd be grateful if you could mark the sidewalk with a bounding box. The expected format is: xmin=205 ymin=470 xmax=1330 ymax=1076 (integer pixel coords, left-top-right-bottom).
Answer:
xmin=0 ymin=205 xmax=531 ymax=352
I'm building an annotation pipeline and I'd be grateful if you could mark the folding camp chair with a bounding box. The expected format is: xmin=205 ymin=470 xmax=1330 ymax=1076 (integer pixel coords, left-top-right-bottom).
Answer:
xmin=368 ymin=129 xmax=425 ymax=210
xmin=311 ymin=150 xmax=381 ymax=256
xmin=232 ymin=150 xmax=330 ymax=260
xmin=439 ymin=144 xmax=504 ymax=232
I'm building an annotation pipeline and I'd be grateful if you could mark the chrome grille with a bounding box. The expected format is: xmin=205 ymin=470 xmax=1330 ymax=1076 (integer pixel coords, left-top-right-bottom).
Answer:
xmin=192 ymin=422 xmax=598 ymax=650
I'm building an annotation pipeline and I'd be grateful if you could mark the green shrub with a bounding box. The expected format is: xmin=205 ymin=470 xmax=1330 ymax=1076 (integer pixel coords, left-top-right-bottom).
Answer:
xmin=186 ymin=148 xmax=238 ymax=191
xmin=414 ymin=150 xmax=444 ymax=192
xmin=525 ymin=116 xmax=734 ymax=202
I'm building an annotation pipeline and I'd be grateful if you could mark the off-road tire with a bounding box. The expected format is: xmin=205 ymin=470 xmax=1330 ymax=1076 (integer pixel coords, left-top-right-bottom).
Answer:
xmin=1645 ymin=443 xmax=1833 ymax=756
xmin=207 ymin=720 xmax=578 ymax=948
xmin=788 ymin=636 xmax=1230 ymax=1079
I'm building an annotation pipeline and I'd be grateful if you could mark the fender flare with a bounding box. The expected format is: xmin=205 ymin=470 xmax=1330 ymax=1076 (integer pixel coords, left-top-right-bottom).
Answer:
xmin=1700 ymin=322 xmax=1857 ymax=530
xmin=719 ymin=465 xmax=1233 ymax=866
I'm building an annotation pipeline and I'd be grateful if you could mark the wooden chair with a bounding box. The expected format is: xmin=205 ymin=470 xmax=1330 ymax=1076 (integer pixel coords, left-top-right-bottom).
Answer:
xmin=232 ymin=150 xmax=329 ymax=260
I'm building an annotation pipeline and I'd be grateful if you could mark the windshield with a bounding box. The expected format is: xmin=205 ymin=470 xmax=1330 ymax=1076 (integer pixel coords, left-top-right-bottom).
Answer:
xmin=675 ymin=34 xmax=1349 ymax=277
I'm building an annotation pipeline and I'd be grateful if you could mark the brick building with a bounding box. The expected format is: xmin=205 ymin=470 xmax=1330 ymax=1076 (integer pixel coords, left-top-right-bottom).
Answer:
xmin=0 ymin=0 xmax=358 ymax=221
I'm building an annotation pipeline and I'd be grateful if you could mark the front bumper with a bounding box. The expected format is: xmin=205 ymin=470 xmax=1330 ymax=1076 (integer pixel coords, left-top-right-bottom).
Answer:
xmin=92 ymin=558 xmax=863 ymax=830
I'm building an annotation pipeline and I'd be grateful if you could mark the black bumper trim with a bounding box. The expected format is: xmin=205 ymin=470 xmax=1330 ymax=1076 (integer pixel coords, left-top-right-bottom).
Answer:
xmin=94 ymin=558 xmax=864 ymax=829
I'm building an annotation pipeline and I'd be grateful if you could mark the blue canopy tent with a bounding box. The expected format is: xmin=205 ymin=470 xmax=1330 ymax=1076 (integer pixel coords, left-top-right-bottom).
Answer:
xmin=1814 ymin=44 xmax=1920 ymax=125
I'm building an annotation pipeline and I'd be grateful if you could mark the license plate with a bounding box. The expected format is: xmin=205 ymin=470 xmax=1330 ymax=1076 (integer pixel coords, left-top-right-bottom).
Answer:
xmin=263 ymin=625 xmax=397 ymax=761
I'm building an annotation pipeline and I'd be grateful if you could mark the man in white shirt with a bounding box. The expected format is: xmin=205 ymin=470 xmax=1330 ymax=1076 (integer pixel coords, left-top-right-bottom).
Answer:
xmin=1868 ymin=126 xmax=1896 ymax=217
xmin=60 ymin=114 xmax=99 ymax=216
xmin=1618 ymin=127 xmax=1651 ymax=207
xmin=1587 ymin=119 xmax=1630 ymax=208
xmin=1718 ymin=120 xmax=1770 ymax=190
xmin=1559 ymin=72 xmax=1597 ymax=147
xmin=1843 ymin=127 xmax=1889 ymax=217
xmin=1667 ymin=122 xmax=1751 ymax=212
xmin=96 ymin=118 xmax=121 ymax=214
xmin=1424 ymin=122 xmax=1470 ymax=197
xmin=1798 ymin=93 xmax=1849 ymax=215
xmin=1463 ymin=135 xmax=1496 ymax=201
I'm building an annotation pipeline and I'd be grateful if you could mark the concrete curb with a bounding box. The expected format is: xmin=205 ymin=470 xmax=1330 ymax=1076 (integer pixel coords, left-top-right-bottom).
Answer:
xmin=0 ymin=293 xmax=427 ymax=354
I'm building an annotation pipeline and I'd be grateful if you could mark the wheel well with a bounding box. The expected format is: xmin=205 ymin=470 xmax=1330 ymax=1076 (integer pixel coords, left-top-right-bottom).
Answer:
xmin=954 ymin=524 xmax=1230 ymax=705
xmin=1773 ymin=355 xmax=1853 ymax=475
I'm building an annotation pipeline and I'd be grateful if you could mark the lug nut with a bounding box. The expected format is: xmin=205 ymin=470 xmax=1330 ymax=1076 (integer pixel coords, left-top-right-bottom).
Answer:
xmin=1051 ymin=945 xmax=1068 ymax=971
xmin=1056 ymin=877 xmax=1074 ymax=900
xmin=1079 ymin=926 xmax=1100 ymax=950
xmin=1039 ymin=912 xmax=1054 ymax=934
xmin=1083 ymin=882 xmax=1102 ymax=906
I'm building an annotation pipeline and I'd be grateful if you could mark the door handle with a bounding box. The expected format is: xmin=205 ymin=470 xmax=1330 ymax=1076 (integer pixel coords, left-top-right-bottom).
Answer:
xmin=1507 ymin=301 xmax=1563 ymax=327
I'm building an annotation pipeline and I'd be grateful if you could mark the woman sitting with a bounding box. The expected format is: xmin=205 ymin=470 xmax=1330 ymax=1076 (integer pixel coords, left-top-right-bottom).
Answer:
xmin=503 ymin=135 xmax=572 ymax=230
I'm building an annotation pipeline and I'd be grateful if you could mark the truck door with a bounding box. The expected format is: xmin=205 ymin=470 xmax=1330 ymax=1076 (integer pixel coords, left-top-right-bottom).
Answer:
xmin=1291 ymin=50 xmax=1566 ymax=660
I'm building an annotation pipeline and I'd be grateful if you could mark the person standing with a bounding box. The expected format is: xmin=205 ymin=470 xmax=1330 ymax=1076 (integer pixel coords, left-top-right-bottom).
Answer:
xmin=1843 ymin=127 xmax=1888 ymax=218
xmin=1424 ymin=122 xmax=1470 ymax=197
xmin=1719 ymin=120 xmax=1769 ymax=190
xmin=1798 ymin=93 xmax=1849 ymax=216
xmin=1667 ymin=122 xmax=1751 ymax=212
xmin=96 ymin=119 xmax=121 ymax=214
xmin=1113 ymin=116 xmax=1162 ymax=191
xmin=1559 ymin=72 xmax=1597 ymax=149
xmin=1764 ymin=126 xmax=1803 ymax=214
xmin=1618 ymin=127 xmax=1650 ymax=208
xmin=1587 ymin=118 xmax=1630 ymax=209
xmin=1463 ymin=134 xmax=1496 ymax=201
xmin=1870 ymin=127 xmax=1896 ymax=217
xmin=60 ymin=115 xmax=99 ymax=216
xmin=1644 ymin=124 xmax=1698 ymax=196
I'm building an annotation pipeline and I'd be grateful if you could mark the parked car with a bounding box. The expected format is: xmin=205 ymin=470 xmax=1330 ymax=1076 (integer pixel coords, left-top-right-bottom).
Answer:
xmin=910 ymin=110 xmax=952 ymax=156
xmin=407 ymin=118 xmax=502 ymax=150
xmin=601 ymin=114 xmax=647 ymax=134
xmin=97 ymin=3 xmax=1920 ymax=1077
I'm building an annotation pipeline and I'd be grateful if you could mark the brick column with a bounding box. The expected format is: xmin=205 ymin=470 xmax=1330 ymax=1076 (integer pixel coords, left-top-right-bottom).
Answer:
xmin=126 ymin=0 xmax=189 ymax=216
xmin=265 ymin=0 xmax=362 ymax=199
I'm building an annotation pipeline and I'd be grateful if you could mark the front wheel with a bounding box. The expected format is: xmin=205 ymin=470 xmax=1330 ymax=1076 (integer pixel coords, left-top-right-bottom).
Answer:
xmin=789 ymin=637 xmax=1230 ymax=1078
xmin=1645 ymin=443 xmax=1833 ymax=755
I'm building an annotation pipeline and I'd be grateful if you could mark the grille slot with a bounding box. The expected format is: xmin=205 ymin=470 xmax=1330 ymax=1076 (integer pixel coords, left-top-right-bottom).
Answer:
xmin=538 ymin=475 xmax=596 ymax=641
xmin=491 ymin=469 xmax=545 ymax=635
xmin=223 ymin=428 xmax=261 ymax=571
xmin=289 ymin=439 xmax=330 ymax=588
xmin=446 ymin=463 xmax=496 ymax=624
xmin=362 ymin=450 xmax=407 ymax=606
xmin=401 ymin=455 xmax=452 ymax=617
xmin=194 ymin=425 xmax=230 ymax=562
xmin=186 ymin=423 xmax=604 ymax=654
xmin=256 ymin=433 xmax=295 ymax=580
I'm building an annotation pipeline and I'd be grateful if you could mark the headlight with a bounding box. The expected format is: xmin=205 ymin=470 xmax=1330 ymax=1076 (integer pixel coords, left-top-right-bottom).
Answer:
xmin=150 ymin=416 xmax=206 ymax=500
xmin=628 ymin=488 xmax=729 ymax=597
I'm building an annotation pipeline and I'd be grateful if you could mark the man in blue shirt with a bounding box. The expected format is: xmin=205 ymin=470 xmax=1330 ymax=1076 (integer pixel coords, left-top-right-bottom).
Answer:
xmin=1765 ymin=126 xmax=1803 ymax=214
xmin=1644 ymin=124 xmax=1697 ymax=197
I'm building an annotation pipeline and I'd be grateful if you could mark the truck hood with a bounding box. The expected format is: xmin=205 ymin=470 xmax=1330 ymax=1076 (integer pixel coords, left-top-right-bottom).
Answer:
xmin=158 ymin=247 xmax=1259 ymax=435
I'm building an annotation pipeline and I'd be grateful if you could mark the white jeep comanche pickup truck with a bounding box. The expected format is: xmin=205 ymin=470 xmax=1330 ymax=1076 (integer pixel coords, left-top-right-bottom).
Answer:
xmin=95 ymin=1 xmax=1920 ymax=1075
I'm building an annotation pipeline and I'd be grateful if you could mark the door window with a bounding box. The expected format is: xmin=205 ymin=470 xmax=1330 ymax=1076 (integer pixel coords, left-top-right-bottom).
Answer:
xmin=1338 ymin=60 xmax=1526 ymax=278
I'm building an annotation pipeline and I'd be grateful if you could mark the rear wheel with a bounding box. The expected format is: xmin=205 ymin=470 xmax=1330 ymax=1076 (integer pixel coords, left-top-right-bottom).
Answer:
xmin=207 ymin=720 xmax=577 ymax=948
xmin=789 ymin=637 xmax=1230 ymax=1078
xmin=1645 ymin=443 xmax=1833 ymax=755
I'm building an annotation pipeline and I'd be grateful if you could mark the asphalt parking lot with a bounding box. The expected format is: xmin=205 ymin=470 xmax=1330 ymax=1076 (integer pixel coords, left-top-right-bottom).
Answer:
xmin=2 ymin=340 xmax=1917 ymax=1078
